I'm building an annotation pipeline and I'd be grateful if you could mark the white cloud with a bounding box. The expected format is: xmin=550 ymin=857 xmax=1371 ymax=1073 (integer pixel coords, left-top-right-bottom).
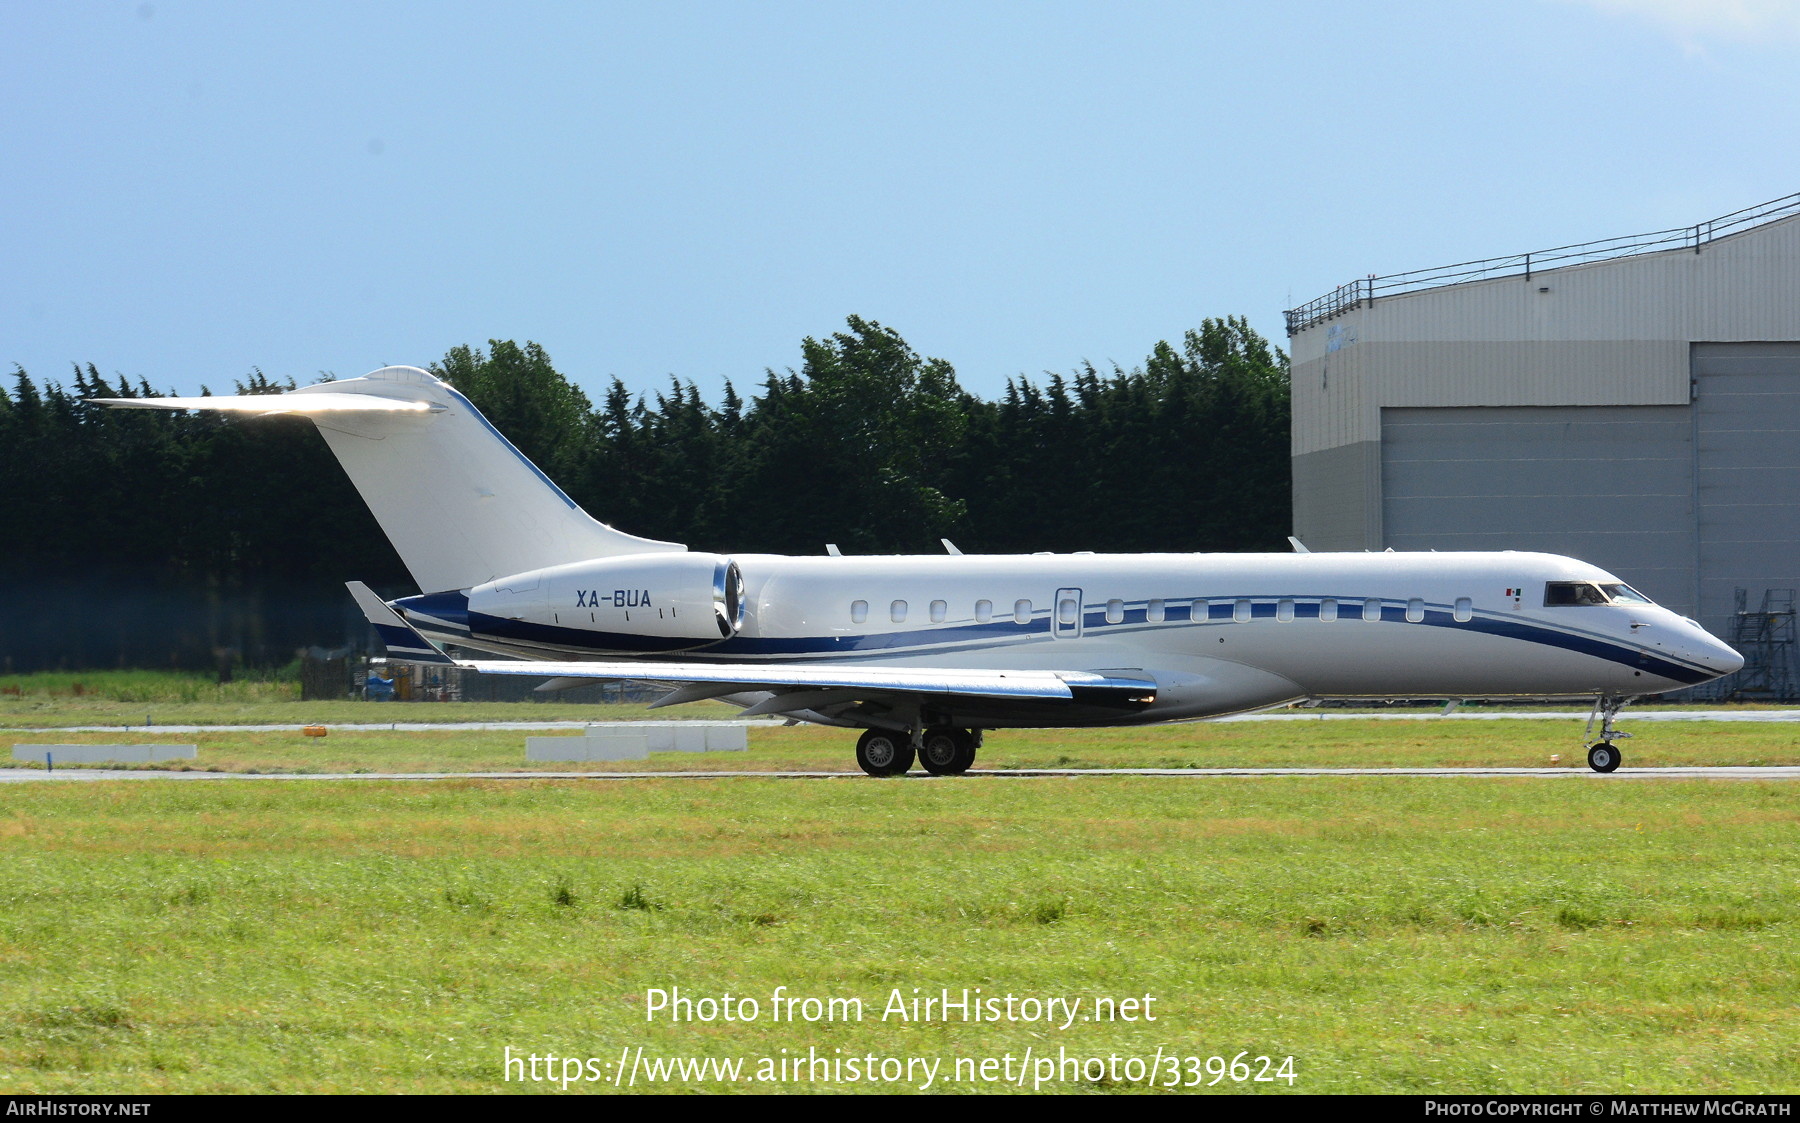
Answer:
xmin=1568 ymin=0 xmax=1800 ymax=48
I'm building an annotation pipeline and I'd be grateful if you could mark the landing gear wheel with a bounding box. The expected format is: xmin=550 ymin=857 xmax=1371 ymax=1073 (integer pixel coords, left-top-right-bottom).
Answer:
xmin=856 ymin=729 xmax=915 ymax=777
xmin=918 ymin=728 xmax=977 ymax=776
xmin=1587 ymin=743 xmax=1621 ymax=773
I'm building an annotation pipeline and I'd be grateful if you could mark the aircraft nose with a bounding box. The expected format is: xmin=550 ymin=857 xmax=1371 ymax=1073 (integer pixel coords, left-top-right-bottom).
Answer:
xmin=1704 ymin=635 xmax=1746 ymax=677
xmin=1678 ymin=620 xmax=1745 ymax=678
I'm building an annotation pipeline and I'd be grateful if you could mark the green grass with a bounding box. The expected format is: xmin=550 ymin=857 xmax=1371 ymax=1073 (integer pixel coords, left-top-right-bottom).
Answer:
xmin=2 ymin=686 xmax=1797 ymax=1092
xmin=0 ymin=777 xmax=1796 ymax=1094
xmin=5 ymin=714 xmax=1800 ymax=773
xmin=2 ymin=669 xmax=1789 ymax=732
xmin=0 ymin=669 xmax=302 ymax=708
xmin=0 ymin=698 xmax=747 ymax=729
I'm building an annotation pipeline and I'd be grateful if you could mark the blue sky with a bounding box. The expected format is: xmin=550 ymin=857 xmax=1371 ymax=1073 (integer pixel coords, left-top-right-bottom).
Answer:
xmin=5 ymin=0 xmax=1800 ymax=403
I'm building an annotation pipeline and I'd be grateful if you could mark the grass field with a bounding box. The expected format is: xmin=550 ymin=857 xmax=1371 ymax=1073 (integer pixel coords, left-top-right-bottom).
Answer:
xmin=7 ymin=710 xmax=1800 ymax=773
xmin=1 ymin=677 xmax=1796 ymax=1094
xmin=1 ymin=776 xmax=1796 ymax=1094
xmin=0 ymin=669 xmax=729 ymax=730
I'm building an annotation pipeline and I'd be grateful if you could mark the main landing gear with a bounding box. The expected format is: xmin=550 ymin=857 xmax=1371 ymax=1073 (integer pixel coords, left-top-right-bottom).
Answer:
xmin=1584 ymin=695 xmax=1635 ymax=774
xmin=855 ymin=727 xmax=981 ymax=777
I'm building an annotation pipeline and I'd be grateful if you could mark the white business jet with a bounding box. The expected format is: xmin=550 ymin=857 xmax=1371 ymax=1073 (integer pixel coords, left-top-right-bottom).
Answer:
xmin=96 ymin=365 xmax=1743 ymax=775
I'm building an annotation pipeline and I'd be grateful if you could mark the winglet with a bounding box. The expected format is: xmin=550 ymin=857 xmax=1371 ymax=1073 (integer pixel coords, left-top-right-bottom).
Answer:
xmin=347 ymin=581 xmax=457 ymax=665
xmin=1287 ymin=536 xmax=1311 ymax=554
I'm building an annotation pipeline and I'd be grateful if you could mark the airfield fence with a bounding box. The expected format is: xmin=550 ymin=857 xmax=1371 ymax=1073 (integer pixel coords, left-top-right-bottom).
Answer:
xmin=355 ymin=659 xmax=664 ymax=704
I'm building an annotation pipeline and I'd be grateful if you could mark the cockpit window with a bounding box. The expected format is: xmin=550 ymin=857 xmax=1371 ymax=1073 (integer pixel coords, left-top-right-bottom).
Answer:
xmin=1544 ymin=582 xmax=1610 ymax=606
xmin=1545 ymin=582 xmax=1654 ymax=607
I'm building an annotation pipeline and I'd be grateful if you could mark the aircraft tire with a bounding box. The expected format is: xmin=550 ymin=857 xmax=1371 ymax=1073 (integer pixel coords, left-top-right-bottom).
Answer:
xmin=1586 ymin=743 xmax=1621 ymax=773
xmin=918 ymin=728 xmax=977 ymax=776
xmin=856 ymin=729 xmax=914 ymax=777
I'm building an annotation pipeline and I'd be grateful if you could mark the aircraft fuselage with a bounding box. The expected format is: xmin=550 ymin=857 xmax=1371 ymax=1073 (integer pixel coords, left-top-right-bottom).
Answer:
xmin=395 ymin=549 xmax=1739 ymax=727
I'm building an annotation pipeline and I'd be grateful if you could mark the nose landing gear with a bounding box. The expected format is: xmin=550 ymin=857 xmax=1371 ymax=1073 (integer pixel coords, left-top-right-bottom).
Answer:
xmin=1584 ymin=695 xmax=1636 ymax=773
xmin=1586 ymin=742 xmax=1621 ymax=773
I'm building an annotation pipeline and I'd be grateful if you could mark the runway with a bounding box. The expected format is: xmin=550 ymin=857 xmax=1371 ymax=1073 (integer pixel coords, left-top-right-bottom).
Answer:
xmin=6 ymin=765 xmax=1800 ymax=782
xmin=14 ymin=709 xmax=1800 ymax=735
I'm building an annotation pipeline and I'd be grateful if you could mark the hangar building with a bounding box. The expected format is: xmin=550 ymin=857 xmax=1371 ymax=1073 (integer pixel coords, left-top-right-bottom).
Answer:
xmin=1285 ymin=192 xmax=1800 ymax=697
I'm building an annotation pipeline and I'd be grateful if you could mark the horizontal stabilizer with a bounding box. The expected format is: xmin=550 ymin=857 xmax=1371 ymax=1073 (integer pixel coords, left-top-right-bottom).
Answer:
xmin=94 ymin=366 xmax=684 ymax=592
xmin=89 ymin=394 xmax=443 ymax=414
xmin=347 ymin=581 xmax=456 ymax=665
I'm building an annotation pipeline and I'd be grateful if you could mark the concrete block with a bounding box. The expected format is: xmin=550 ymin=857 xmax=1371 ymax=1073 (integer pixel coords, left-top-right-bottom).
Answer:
xmin=602 ymin=721 xmax=750 ymax=752
xmin=585 ymin=731 xmax=652 ymax=761
xmin=527 ymin=734 xmax=649 ymax=763
xmin=527 ymin=721 xmax=751 ymax=762
xmin=703 ymin=725 xmax=748 ymax=751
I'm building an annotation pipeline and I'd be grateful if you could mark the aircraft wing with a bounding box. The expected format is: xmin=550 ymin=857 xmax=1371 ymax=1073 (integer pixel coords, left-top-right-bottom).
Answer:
xmin=461 ymin=657 xmax=1154 ymax=705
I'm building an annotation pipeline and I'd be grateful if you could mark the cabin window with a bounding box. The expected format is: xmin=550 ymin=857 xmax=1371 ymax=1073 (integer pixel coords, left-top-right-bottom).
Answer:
xmin=974 ymin=599 xmax=993 ymax=623
xmin=851 ymin=600 xmax=868 ymax=624
xmin=1363 ymin=598 xmax=1382 ymax=622
xmin=1320 ymin=598 xmax=1338 ymax=622
xmin=1454 ymin=597 xmax=1473 ymax=622
xmin=1105 ymin=598 xmax=1124 ymax=624
xmin=929 ymin=599 xmax=947 ymax=624
xmin=1234 ymin=598 xmax=1252 ymax=623
xmin=890 ymin=600 xmax=908 ymax=623
xmin=1058 ymin=596 xmax=1079 ymax=625
xmin=1406 ymin=598 xmax=1425 ymax=623
xmin=1013 ymin=598 xmax=1032 ymax=624
xmin=1277 ymin=598 xmax=1294 ymax=622
xmin=1147 ymin=598 xmax=1165 ymax=623
xmin=1545 ymin=581 xmax=1611 ymax=606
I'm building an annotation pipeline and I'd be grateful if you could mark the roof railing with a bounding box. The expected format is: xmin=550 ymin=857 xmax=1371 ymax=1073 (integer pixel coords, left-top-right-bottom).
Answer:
xmin=1285 ymin=190 xmax=1800 ymax=335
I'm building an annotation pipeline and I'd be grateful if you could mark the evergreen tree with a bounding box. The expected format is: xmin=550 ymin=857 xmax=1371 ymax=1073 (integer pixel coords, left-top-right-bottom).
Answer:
xmin=0 ymin=316 xmax=1291 ymax=670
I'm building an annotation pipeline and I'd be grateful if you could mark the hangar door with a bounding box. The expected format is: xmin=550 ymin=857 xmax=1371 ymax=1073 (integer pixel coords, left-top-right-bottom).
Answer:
xmin=1693 ymin=342 xmax=1800 ymax=634
xmin=1380 ymin=406 xmax=1696 ymax=614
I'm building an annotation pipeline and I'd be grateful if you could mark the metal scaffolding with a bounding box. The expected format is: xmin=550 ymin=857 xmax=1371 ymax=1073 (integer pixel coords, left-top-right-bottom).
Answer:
xmin=1723 ymin=587 xmax=1797 ymax=702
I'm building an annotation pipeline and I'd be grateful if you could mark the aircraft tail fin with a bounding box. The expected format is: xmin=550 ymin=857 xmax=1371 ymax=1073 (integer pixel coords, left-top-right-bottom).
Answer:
xmin=94 ymin=366 xmax=684 ymax=592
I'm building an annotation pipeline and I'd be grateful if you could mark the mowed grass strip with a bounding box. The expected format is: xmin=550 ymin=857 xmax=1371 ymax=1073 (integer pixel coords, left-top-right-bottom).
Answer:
xmin=0 ymin=694 xmax=745 ymax=730
xmin=0 ymin=777 xmax=1795 ymax=1094
xmin=5 ymin=716 xmax=1800 ymax=773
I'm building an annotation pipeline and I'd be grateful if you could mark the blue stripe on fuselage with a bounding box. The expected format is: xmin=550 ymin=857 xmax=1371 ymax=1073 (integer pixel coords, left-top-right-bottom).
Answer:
xmin=441 ymin=590 xmax=1709 ymax=684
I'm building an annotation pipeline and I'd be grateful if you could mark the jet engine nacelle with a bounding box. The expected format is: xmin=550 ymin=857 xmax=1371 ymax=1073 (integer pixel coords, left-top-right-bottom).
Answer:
xmin=468 ymin=552 xmax=744 ymax=650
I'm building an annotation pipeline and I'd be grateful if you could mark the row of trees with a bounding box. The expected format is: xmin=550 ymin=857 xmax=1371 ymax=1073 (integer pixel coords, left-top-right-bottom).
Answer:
xmin=0 ymin=316 xmax=1290 ymax=670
